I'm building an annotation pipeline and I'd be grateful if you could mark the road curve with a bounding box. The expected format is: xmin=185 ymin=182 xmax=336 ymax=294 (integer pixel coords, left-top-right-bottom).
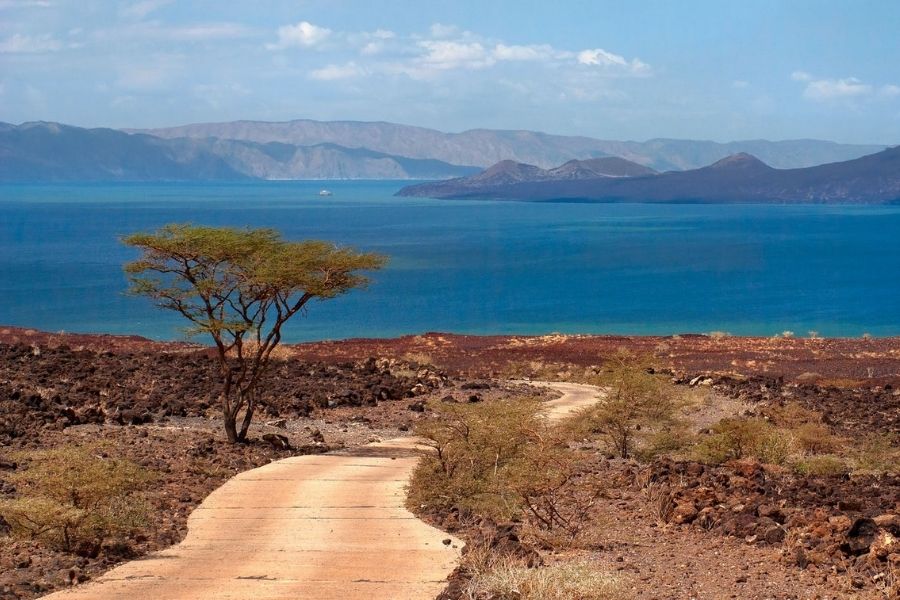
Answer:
xmin=43 ymin=382 xmax=599 ymax=600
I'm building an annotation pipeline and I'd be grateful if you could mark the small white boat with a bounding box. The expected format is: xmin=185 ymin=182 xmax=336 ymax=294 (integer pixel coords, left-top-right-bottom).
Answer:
xmin=318 ymin=189 xmax=333 ymax=196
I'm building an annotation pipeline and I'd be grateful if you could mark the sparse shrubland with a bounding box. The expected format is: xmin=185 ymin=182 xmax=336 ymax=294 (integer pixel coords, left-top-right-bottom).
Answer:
xmin=0 ymin=445 xmax=152 ymax=553
xmin=409 ymin=398 xmax=603 ymax=543
xmin=689 ymin=401 xmax=898 ymax=477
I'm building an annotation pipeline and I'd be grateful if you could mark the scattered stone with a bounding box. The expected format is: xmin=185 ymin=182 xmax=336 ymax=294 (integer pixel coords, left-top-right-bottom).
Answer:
xmin=261 ymin=433 xmax=292 ymax=450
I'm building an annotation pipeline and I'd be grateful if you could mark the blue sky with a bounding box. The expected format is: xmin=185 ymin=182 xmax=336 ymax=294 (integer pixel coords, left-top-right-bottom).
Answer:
xmin=1 ymin=0 xmax=898 ymax=143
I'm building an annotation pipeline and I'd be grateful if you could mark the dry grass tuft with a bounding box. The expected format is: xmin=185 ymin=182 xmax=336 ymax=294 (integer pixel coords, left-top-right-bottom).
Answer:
xmin=464 ymin=559 xmax=628 ymax=600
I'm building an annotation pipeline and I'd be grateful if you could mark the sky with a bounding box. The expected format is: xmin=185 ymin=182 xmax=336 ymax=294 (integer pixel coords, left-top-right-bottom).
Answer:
xmin=1 ymin=0 xmax=899 ymax=144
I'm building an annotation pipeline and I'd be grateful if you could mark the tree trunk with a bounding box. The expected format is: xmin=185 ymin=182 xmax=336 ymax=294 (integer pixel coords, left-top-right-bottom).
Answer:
xmin=237 ymin=390 xmax=255 ymax=442
xmin=223 ymin=392 xmax=239 ymax=444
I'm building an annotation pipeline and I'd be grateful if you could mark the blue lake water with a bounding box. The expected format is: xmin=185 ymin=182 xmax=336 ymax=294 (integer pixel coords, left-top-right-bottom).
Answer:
xmin=1 ymin=181 xmax=899 ymax=341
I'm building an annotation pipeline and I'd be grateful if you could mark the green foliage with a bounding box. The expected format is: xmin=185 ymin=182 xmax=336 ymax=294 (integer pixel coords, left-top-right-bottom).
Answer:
xmin=792 ymin=454 xmax=850 ymax=477
xmin=0 ymin=445 xmax=152 ymax=552
xmin=123 ymin=224 xmax=387 ymax=442
xmin=570 ymin=350 xmax=681 ymax=459
xmin=692 ymin=418 xmax=789 ymax=465
xmin=635 ymin=426 xmax=695 ymax=462
xmin=409 ymin=398 xmax=546 ymax=521
xmin=409 ymin=399 xmax=599 ymax=541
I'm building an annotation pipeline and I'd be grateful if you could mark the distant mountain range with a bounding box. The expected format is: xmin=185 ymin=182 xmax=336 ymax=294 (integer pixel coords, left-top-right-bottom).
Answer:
xmin=0 ymin=122 xmax=479 ymax=182
xmin=0 ymin=119 xmax=892 ymax=183
xmin=397 ymin=148 xmax=900 ymax=204
xmin=133 ymin=119 xmax=886 ymax=171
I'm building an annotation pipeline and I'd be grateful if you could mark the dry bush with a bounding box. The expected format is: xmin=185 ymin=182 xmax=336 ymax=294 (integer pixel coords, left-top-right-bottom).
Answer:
xmin=692 ymin=418 xmax=789 ymax=465
xmin=850 ymin=433 xmax=900 ymax=475
xmin=409 ymin=399 xmax=603 ymax=544
xmin=409 ymin=398 xmax=546 ymax=521
xmin=0 ymin=445 xmax=152 ymax=552
xmin=515 ymin=464 xmax=607 ymax=548
xmin=764 ymin=402 xmax=822 ymax=429
xmin=642 ymin=481 xmax=676 ymax=526
xmin=569 ymin=350 xmax=682 ymax=459
xmin=792 ymin=454 xmax=850 ymax=477
xmin=464 ymin=559 xmax=628 ymax=600
xmin=791 ymin=422 xmax=842 ymax=454
xmin=636 ymin=427 xmax=695 ymax=462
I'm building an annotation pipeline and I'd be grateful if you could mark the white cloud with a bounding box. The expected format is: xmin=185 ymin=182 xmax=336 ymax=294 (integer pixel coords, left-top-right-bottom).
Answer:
xmin=417 ymin=40 xmax=493 ymax=70
xmin=577 ymin=48 xmax=650 ymax=75
xmin=732 ymin=80 xmax=750 ymax=89
xmin=267 ymin=21 xmax=331 ymax=50
xmin=493 ymin=43 xmax=556 ymax=61
xmin=309 ymin=62 xmax=366 ymax=81
xmin=803 ymin=76 xmax=872 ymax=101
xmin=0 ymin=32 xmax=61 ymax=53
xmin=793 ymin=71 xmax=900 ymax=103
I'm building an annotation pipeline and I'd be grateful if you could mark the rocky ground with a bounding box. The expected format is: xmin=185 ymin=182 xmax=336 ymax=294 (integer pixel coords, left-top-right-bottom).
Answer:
xmin=0 ymin=327 xmax=898 ymax=599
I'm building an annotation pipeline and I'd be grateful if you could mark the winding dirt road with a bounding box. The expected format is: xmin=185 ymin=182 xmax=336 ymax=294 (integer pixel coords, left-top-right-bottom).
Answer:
xmin=43 ymin=382 xmax=599 ymax=600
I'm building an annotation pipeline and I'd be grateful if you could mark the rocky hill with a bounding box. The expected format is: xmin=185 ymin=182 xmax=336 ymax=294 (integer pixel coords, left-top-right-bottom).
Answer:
xmin=397 ymin=147 xmax=900 ymax=204
xmin=399 ymin=156 xmax=657 ymax=197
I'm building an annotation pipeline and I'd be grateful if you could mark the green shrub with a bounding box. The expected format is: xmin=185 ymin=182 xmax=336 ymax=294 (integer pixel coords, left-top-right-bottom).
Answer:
xmin=409 ymin=399 xmax=600 ymax=541
xmin=693 ymin=418 xmax=767 ymax=464
xmin=635 ymin=427 xmax=695 ymax=462
xmin=792 ymin=454 xmax=849 ymax=477
xmin=755 ymin=429 xmax=793 ymax=465
xmin=571 ymin=350 xmax=682 ymax=459
xmin=0 ymin=445 xmax=153 ymax=552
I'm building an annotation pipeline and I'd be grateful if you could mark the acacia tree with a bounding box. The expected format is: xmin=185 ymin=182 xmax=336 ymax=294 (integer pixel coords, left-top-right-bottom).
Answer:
xmin=123 ymin=224 xmax=386 ymax=443
xmin=574 ymin=350 xmax=679 ymax=458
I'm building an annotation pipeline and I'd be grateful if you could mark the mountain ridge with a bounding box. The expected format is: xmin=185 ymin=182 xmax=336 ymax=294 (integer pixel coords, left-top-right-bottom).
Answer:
xmin=129 ymin=118 xmax=887 ymax=171
xmin=0 ymin=122 xmax=479 ymax=182
xmin=396 ymin=148 xmax=900 ymax=204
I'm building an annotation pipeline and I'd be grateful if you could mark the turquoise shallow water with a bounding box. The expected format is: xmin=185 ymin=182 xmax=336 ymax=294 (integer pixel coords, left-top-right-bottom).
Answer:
xmin=1 ymin=181 xmax=899 ymax=341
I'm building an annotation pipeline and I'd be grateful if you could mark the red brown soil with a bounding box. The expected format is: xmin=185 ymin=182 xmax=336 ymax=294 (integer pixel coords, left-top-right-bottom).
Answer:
xmin=295 ymin=331 xmax=900 ymax=382
xmin=1 ymin=327 xmax=898 ymax=600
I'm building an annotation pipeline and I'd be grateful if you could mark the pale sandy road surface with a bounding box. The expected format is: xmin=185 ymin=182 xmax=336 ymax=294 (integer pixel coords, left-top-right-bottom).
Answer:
xmin=42 ymin=382 xmax=599 ymax=600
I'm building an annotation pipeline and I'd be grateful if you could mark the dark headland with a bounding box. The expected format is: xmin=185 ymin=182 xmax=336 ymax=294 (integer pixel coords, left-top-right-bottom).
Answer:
xmin=397 ymin=146 xmax=900 ymax=204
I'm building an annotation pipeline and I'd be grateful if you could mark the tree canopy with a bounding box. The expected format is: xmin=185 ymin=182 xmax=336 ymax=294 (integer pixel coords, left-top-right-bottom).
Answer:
xmin=123 ymin=223 xmax=387 ymax=442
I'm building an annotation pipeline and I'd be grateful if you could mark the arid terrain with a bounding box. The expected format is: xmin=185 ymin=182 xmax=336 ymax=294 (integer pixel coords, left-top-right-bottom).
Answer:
xmin=0 ymin=327 xmax=898 ymax=599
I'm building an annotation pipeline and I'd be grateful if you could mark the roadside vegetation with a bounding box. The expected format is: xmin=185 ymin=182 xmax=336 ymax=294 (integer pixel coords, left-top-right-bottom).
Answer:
xmin=413 ymin=350 xmax=899 ymax=598
xmin=0 ymin=445 xmax=152 ymax=554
